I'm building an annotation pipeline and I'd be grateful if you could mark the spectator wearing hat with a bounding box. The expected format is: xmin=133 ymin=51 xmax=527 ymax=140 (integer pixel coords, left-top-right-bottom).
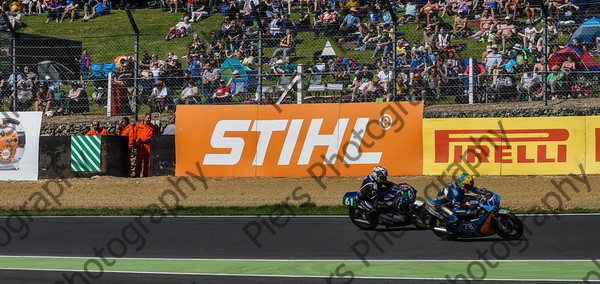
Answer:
xmin=86 ymin=121 xmax=108 ymax=135
xmin=211 ymin=79 xmax=231 ymax=104
xmin=484 ymin=45 xmax=502 ymax=74
xmin=9 ymin=76 xmax=33 ymax=111
xmin=505 ymin=44 xmax=526 ymax=72
xmin=518 ymin=20 xmax=539 ymax=48
xmin=44 ymin=75 xmax=61 ymax=96
xmin=163 ymin=115 xmax=176 ymax=135
xmin=35 ymin=82 xmax=53 ymax=113
xmin=148 ymin=80 xmax=168 ymax=112
xmin=164 ymin=54 xmax=183 ymax=88
xmin=422 ymin=26 xmax=435 ymax=53
xmin=410 ymin=72 xmax=429 ymax=101
xmin=338 ymin=8 xmax=360 ymax=44
xmin=524 ymin=45 xmax=538 ymax=59
xmin=493 ymin=16 xmax=517 ymax=54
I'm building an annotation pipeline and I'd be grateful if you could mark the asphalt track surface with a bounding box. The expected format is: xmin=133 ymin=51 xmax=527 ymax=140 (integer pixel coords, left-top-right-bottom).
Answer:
xmin=0 ymin=215 xmax=598 ymax=283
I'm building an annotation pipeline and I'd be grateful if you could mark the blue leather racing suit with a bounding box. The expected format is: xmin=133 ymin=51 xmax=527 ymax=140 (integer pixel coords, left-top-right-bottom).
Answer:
xmin=434 ymin=182 xmax=489 ymax=230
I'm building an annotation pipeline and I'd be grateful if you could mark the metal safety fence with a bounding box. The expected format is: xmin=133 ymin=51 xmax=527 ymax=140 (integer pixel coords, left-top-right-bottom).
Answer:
xmin=1 ymin=0 xmax=599 ymax=118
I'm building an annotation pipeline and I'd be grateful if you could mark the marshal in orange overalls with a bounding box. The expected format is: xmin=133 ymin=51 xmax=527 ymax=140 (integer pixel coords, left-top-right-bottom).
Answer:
xmin=133 ymin=115 xmax=156 ymax=177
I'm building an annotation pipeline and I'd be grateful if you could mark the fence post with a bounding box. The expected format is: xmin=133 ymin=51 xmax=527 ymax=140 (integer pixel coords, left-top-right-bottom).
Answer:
xmin=468 ymin=57 xmax=474 ymax=104
xmin=107 ymin=73 xmax=112 ymax=116
xmin=384 ymin=0 xmax=398 ymax=100
xmin=257 ymin=30 xmax=263 ymax=103
xmin=250 ymin=2 xmax=263 ymax=104
xmin=537 ymin=0 xmax=549 ymax=106
xmin=2 ymin=12 xmax=17 ymax=111
xmin=296 ymin=64 xmax=303 ymax=104
xmin=542 ymin=18 xmax=549 ymax=106
xmin=126 ymin=9 xmax=140 ymax=121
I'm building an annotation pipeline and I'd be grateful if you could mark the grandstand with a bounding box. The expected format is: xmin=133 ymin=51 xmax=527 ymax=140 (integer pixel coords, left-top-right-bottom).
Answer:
xmin=1 ymin=0 xmax=600 ymax=116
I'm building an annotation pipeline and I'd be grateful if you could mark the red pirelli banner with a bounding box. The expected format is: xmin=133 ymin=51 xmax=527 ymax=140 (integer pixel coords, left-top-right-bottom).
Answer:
xmin=422 ymin=116 xmax=598 ymax=175
xmin=175 ymin=102 xmax=424 ymax=177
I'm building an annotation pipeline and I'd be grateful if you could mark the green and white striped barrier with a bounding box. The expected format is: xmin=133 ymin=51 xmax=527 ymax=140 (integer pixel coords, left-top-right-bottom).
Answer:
xmin=71 ymin=135 xmax=102 ymax=172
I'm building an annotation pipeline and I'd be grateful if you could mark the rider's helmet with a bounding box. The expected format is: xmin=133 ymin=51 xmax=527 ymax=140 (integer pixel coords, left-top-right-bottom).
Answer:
xmin=456 ymin=173 xmax=474 ymax=191
xmin=370 ymin=166 xmax=388 ymax=183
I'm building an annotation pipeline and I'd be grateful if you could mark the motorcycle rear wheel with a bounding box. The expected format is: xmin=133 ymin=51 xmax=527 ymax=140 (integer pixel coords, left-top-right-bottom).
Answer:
xmin=492 ymin=212 xmax=523 ymax=240
xmin=348 ymin=207 xmax=378 ymax=230
xmin=408 ymin=206 xmax=432 ymax=229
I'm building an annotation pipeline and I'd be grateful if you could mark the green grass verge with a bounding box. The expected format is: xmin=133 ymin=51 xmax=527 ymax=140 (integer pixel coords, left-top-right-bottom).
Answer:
xmin=0 ymin=203 xmax=599 ymax=216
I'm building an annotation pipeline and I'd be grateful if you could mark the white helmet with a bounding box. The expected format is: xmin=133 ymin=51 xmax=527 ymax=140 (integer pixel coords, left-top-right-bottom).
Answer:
xmin=370 ymin=166 xmax=388 ymax=183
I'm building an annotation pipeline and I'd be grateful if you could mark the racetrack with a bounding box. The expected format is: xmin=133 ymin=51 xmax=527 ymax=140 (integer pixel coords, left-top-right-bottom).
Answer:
xmin=0 ymin=215 xmax=598 ymax=283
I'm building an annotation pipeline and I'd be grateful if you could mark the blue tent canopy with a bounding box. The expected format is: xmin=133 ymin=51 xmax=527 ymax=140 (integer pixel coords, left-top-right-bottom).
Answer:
xmin=219 ymin=58 xmax=251 ymax=82
xmin=569 ymin=18 xmax=600 ymax=45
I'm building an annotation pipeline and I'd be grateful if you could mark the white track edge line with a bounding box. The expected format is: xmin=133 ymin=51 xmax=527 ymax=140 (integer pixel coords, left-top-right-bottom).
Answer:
xmin=0 ymin=267 xmax=593 ymax=282
xmin=0 ymin=255 xmax=592 ymax=262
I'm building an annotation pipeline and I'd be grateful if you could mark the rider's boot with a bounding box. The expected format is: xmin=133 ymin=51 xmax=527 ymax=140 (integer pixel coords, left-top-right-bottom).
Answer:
xmin=446 ymin=221 xmax=459 ymax=240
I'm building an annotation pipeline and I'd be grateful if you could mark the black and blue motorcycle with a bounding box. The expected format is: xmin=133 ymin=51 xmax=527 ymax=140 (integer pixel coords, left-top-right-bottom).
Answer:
xmin=425 ymin=192 xmax=523 ymax=240
xmin=343 ymin=184 xmax=431 ymax=230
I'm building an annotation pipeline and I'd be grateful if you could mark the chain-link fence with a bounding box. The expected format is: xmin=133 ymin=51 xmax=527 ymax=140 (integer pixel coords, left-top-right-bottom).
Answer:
xmin=1 ymin=0 xmax=599 ymax=117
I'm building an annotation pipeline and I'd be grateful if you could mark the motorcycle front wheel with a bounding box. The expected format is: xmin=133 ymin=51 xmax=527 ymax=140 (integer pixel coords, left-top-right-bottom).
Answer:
xmin=492 ymin=212 xmax=523 ymax=240
xmin=348 ymin=207 xmax=378 ymax=230
xmin=408 ymin=206 xmax=432 ymax=229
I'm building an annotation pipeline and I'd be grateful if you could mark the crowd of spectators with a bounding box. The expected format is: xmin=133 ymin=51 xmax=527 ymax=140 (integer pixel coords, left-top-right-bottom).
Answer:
xmin=1 ymin=0 xmax=600 ymax=113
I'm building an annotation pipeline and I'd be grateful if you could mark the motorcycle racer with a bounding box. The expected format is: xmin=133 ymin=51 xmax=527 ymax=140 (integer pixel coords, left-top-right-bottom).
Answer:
xmin=434 ymin=173 xmax=491 ymax=235
xmin=356 ymin=166 xmax=409 ymax=218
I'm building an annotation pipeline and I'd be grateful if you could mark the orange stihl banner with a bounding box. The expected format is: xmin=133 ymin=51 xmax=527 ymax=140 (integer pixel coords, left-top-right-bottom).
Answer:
xmin=423 ymin=117 xmax=593 ymax=175
xmin=175 ymin=102 xmax=424 ymax=177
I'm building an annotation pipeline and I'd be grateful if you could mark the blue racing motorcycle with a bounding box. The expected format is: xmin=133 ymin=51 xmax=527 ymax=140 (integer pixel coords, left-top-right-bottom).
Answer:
xmin=425 ymin=192 xmax=523 ymax=240
xmin=343 ymin=184 xmax=431 ymax=230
